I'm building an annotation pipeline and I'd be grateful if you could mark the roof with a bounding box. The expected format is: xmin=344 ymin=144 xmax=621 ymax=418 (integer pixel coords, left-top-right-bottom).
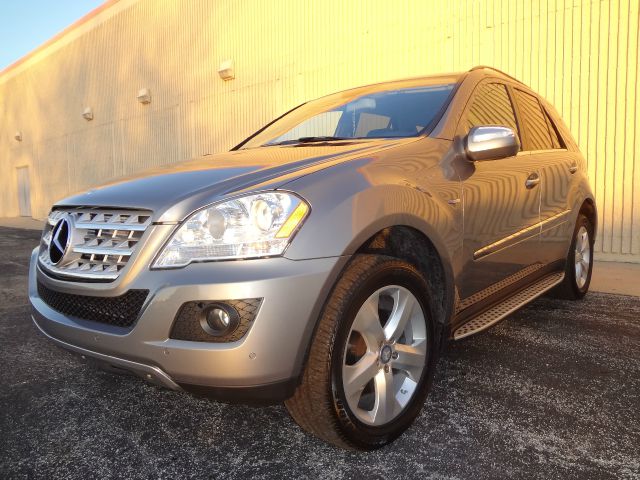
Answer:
xmin=468 ymin=65 xmax=525 ymax=85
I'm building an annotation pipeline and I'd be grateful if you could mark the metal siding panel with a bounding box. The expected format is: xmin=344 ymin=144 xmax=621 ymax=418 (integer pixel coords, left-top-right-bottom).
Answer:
xmin=600 ymin=0 xmax=613 ymax=254
xmin=33 ymin=136 xmax=70 ymax=214
xmin=613 ymin=0 xmax=628 ymax=255
xmin=68 ymin=123 xmax=115 ymax=192
xmin=0 ymin=0 xmax=638 ymax=262
xmin=631 ymin=0 xmax=640 ymax=256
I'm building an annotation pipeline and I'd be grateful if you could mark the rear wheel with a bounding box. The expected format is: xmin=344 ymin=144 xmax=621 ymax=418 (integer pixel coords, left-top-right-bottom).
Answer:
xmin=552 ymin=214 xmax=594 ymax=300
xmin=285 ymin=254 xmax=436 ymax=450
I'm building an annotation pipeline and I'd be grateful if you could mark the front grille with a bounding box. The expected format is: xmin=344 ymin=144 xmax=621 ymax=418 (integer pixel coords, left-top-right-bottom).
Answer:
xmin=37 ymin=281 xmax=149 ymax=328
xmin=38 ymin=208 xmax=152 ymax=282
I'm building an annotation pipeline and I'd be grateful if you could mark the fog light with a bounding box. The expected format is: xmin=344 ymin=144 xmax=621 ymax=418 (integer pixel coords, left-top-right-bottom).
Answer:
xmin=208 ymin=308 xmax=230 ymax=329
xmin=170 ymin=298 xmax=262 ymax=343
xmin=199 ymin=304 xmax=239 ymax=337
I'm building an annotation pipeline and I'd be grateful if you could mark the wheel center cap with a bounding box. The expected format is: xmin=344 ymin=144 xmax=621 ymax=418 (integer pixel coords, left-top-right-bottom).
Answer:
xmin=576 ymin=251 xmax=583 ymax=262
xmin=380 ymin=345 xmax=393 ymax=364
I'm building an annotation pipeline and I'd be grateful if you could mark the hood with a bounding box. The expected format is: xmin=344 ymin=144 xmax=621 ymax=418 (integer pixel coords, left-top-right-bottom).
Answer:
xmin=56 ymin=138 xmax=414 ymax=221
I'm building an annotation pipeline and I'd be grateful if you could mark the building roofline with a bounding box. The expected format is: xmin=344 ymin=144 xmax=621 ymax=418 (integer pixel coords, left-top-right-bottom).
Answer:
xmin=0 ymin=0 xmax=136 ymax=82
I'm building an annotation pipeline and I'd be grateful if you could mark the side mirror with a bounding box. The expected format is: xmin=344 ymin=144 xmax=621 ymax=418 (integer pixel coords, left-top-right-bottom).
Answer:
xmin=465 ymin=125 xmax=520 ymax=161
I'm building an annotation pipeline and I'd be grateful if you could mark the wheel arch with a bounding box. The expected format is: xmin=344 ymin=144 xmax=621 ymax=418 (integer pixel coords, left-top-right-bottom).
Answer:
xmin=291 ymin=219 xmax=456 ymax=387
xmin=354 ymin=225 xmax=454 ymax=338
xmin=285 ymin=176 xmax=460 ymax=379
xmin=579 ymin=197 xmax=597 ymax=237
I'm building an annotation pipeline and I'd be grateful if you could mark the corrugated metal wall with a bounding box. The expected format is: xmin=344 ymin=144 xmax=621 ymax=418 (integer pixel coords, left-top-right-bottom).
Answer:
xmin=1 ymin=0 xmax=638 ymax=262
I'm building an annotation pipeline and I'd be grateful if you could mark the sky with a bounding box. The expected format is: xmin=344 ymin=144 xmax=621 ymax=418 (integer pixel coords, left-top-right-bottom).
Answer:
xmin=0 ymin=0 xmax=105 ymax=70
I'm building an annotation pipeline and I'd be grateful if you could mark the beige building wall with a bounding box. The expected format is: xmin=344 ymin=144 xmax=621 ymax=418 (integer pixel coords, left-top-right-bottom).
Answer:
xmin=1 ymin=0 xmax=638 ymax=262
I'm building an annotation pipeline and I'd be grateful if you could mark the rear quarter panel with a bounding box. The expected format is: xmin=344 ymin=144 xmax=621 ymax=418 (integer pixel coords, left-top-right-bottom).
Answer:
xmin=542 ymin=100 xmax=597 ymax=256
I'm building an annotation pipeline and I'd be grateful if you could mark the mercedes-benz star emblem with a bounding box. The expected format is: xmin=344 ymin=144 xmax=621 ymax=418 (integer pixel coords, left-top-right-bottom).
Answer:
xmin=49 ymin=216 xmax=72 ymax=264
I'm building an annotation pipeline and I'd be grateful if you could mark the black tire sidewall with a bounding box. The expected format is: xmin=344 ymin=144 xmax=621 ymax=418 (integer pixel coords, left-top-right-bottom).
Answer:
xmin=329 ymin=259 xmax=435 ymax=449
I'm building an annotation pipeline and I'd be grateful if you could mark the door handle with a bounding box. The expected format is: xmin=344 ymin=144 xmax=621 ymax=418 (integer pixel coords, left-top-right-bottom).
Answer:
xmin=569 ymin=164 xmax=578 ymax=174
xmin=525 ymin=172 xmax=540 ymax=189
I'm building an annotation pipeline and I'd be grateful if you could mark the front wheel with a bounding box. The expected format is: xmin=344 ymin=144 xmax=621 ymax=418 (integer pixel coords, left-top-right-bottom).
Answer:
xmin=285 ymin=254 xmax=436 ymax=450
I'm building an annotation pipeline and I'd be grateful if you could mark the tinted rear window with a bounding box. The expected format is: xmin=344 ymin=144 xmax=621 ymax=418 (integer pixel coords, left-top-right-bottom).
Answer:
xmin=514 ymin=89 xmax=555 ymax=151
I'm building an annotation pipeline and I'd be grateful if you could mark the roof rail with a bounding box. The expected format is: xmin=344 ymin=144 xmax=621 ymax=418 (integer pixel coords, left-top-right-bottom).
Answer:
xmin=468 ymin=65 xmax=523 ymax=84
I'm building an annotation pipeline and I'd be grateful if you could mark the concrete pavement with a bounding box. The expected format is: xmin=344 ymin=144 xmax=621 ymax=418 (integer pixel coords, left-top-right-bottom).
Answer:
xmin=1 ymin=226 xmax=639 ymax=479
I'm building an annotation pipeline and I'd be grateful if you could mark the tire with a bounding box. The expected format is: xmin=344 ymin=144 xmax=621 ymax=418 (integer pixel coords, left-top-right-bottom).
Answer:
xmin=552 ymin=213 xmax=594 ymax=300
xmin=285 ymin=254 xmax=436 ymax=450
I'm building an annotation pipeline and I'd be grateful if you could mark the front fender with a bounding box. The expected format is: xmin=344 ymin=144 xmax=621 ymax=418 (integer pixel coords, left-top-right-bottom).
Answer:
xmin=283 ymin=159 xmax=461 ymax=273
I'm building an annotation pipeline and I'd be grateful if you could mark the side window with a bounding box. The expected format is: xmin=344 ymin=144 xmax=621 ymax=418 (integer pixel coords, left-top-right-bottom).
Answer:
xmin=513 ymin=89 xmax=554 ymax=151
xmin=543 ymin=109 xmax=564 ymax=149
xmin=466 ymin=83 xmax=520 ymax=141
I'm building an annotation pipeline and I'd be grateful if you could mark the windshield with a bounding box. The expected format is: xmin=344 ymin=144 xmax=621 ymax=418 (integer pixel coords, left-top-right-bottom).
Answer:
xmin=238 ymin=82 xmax=456 ymax=149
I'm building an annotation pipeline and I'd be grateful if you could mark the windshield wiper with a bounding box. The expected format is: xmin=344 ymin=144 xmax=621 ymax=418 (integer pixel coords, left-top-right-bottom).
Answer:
xmin=297 ymin=136 xmax=351 ymax=143
xmin=265 ymin=136 xmax=351 ymax=146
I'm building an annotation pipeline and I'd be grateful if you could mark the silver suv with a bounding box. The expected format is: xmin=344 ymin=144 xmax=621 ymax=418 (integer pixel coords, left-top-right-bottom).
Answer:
xmin=29 ymin=66 xmax=596 ymax=450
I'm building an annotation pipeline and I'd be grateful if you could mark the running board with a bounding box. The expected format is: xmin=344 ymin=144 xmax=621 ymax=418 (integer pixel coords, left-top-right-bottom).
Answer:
xmin=453 ymin=271 xmax=565 ymax=340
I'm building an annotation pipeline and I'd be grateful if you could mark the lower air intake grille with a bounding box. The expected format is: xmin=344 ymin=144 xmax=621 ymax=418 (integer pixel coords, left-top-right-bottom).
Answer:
xmin=37 ymin=281 xmax=149 ymax=328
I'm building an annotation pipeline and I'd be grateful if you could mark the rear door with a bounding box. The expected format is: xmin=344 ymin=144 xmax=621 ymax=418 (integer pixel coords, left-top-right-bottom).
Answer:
xmin=457 ymin=81 xmax=543 ymax=298
xmin=511 ymin=88 xmax=575 ymax=264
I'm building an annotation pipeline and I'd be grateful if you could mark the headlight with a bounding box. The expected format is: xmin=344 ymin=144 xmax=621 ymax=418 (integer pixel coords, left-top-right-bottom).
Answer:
xmin=154 ymin=192 xmax=309 ymax=268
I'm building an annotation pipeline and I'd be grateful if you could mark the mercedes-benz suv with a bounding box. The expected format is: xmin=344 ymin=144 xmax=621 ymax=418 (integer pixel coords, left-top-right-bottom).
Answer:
xmin=29 ymin=66 xmax=596 ymax=450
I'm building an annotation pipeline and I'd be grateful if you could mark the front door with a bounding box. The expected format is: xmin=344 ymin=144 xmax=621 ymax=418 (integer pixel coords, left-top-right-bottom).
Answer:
xmin=457 ymin=81 xmax=542 ymax=299
xmin=16 ymin=166 xmax=32 ymax=217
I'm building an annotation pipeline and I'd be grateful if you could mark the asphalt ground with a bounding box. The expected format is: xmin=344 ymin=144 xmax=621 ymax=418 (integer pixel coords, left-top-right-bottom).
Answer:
xmin=1 ymin=226 xmax=638 ymax=479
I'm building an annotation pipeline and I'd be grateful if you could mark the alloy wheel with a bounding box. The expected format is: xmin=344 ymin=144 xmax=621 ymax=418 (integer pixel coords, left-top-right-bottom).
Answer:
xmin=341 ymin=285 xmax=427 ymax=426
xmin=574 ymin=225 xmax=591 ymax=289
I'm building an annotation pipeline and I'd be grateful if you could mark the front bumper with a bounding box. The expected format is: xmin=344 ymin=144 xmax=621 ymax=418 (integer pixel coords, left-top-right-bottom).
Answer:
xmin=29 ymin=248 xmax=347 ymax=401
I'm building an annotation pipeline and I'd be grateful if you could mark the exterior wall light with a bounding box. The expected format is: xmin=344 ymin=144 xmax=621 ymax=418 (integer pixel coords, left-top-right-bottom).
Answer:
xmin=82 ymin=107 xmax=94 ymax=121
xmin=218 ymin=60 xmax=235 ymax=81
xmin=14 ymin=131 xmax=22 ymax=141
xmin=137 ymin=88 xmax=151 ymax=104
